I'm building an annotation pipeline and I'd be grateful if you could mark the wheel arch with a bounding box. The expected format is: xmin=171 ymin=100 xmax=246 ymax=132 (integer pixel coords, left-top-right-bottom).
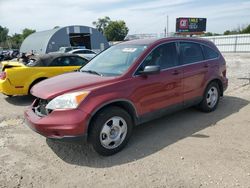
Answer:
xmin=28 ymin=77 xmax=48 ymax=94
xmin=206 ymin=78 xmax=224 ymax=96
xmin=86 ymin=99 xmax=138 ymax=137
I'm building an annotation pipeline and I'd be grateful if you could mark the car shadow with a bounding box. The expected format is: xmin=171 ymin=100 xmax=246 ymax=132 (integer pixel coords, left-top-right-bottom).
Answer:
xmin=4 ymin=95 xmax=35 ymax=106
xmin=46 ymin=96 xmax=249 ymax=168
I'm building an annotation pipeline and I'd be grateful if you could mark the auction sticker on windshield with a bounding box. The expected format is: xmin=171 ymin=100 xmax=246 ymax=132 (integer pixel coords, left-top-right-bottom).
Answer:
xmin=122 ymin=48 xmax=137 ymax=53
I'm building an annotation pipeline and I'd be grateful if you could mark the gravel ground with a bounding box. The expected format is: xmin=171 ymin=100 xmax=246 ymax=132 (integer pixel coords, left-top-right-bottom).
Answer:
xmin=0 ymin=53 xmax=250 ymax=188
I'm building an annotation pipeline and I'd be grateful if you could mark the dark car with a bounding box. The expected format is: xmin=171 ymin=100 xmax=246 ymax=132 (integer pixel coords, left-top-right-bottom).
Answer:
xmin=25 ymin=37 xmax=228 ymax=155
xmin=1 ymin=49 xmax=19 ymax=61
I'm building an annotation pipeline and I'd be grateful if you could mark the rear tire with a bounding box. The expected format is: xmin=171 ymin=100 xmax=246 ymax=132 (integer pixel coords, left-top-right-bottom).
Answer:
xmin=198 ymin=82 xmax=220 ymax=112
xmin=89 ymin=106 xmax=133 ymax=156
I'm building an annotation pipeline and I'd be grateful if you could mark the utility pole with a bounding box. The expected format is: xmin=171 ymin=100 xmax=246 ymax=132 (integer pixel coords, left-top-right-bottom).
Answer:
xmin=166 ymin=15 xmax=169 ymax=37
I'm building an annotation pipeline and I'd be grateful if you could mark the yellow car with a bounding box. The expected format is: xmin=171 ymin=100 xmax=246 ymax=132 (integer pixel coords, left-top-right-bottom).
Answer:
xmin=0 ymin=53 xmax=88 ymax=96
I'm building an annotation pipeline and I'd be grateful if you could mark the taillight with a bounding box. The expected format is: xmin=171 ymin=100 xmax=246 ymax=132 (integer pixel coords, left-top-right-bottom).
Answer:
xmin=0 ymin=72 xmax=6 ymax=80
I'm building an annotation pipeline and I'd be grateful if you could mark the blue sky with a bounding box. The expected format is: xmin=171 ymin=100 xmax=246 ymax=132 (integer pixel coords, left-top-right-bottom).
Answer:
xmin=0 ymin=0 xmax=250 ymax=35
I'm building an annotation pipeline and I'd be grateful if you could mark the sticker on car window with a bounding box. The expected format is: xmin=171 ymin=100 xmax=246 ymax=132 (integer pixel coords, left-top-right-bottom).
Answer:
xmin=122 ymin=48 xmax=137 ymax=53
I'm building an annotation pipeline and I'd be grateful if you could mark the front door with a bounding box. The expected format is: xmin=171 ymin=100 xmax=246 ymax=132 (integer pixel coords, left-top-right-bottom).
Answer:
xmin=132 ymin=42 xmax=183 ymax=118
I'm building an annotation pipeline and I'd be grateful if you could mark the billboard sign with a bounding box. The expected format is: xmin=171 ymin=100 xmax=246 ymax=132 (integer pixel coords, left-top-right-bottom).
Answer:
xmin=176 ymin=18 xmax=207 ymax=33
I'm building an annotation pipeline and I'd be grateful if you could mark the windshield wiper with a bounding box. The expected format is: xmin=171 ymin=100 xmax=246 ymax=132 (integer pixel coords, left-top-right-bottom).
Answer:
xmin=81 ymin=69 xmax=102 ymax=76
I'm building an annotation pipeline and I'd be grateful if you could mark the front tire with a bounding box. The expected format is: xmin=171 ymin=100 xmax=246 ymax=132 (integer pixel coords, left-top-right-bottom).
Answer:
xmin=89 ymin=106 xmax=133 ymax=156
xmin=198 ymin=82 xmax=220 ymax=112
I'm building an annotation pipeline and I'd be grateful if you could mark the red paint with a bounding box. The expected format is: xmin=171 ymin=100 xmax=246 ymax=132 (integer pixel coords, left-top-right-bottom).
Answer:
xmin=0 ymin=72 xmax=6 ymax=80
xmin=15 ymin=86 xmax=24 ymax=88
xmin=25 ymin=37 xmax=228 ymax=138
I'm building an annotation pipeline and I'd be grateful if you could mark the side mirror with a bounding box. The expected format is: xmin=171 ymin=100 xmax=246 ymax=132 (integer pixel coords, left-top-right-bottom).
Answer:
xmin=140 ymin=65 xmax=160 ymax=75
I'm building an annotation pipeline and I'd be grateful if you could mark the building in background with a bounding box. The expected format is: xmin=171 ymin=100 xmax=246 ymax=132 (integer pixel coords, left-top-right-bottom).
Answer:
xmin=20 ymin=25 xmax=109 ymax=54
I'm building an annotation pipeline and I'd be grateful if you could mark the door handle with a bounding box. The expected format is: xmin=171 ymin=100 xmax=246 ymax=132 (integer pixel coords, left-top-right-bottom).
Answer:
xmin=172 ymin=70 xmax=180 ymax=75
xmin=204 ymin=63 xmax=209 ymax=68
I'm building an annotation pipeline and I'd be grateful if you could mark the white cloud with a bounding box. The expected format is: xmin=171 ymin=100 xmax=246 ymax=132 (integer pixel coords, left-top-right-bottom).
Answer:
xmin=0 ymin=0 xmax=249 ymax=35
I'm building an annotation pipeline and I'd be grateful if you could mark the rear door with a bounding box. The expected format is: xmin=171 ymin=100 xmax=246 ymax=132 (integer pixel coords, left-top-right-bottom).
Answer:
xmin=179 ymin=41 xmax=208 ymax=104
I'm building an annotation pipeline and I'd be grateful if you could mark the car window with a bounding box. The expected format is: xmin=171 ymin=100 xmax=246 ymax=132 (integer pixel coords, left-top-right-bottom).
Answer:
xmin=50 ymin=57 xmax=63 ymax=66
xmin=50 ymin=57 xmax=71 ymax=66
xmin=81 ymin=50 xmax=88 ymax=54
xmin=202 ymin=45 xmax=219 ymax=60
xmin=75 ymin=50 xmax=95 ymax=54
xmin=179 ymin=42 xmax=204 ymax=64
xmin=137 ymin=42 xmax=178 ymax=72
xmin=84 ymin=50 xmax=95 ymax=54
xmin=69 ymin=57 xmax=88 ymax=66
xmin=65 ymin=48 xmax=73 ymax=53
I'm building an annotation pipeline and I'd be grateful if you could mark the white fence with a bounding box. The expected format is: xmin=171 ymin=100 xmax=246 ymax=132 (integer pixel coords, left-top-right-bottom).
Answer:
xmin=202 ymin=34 xmax=250 ymax=53
xmin=122 ymin=33 xmax=250 ymax=53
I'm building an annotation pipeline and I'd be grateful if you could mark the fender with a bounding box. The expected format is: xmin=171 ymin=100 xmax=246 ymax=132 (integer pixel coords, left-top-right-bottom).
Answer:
xmin=84 ymin=98 xmax=138 ymax=134
xmin=203 ymin=76 xmax=224 ymax=96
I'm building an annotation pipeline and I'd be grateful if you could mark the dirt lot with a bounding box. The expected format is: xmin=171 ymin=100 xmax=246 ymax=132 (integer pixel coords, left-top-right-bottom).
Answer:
xmin=0 ymin=53 xmax=250 ymax=188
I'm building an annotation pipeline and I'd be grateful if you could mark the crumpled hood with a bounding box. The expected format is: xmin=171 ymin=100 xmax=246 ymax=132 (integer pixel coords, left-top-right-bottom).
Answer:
xmin=31 ymin=72 xmax=115 ymax=99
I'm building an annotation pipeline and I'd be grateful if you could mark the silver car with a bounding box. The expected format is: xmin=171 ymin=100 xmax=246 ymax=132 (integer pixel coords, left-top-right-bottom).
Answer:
xmin=68 ymin=49 xmax=97 ymax=60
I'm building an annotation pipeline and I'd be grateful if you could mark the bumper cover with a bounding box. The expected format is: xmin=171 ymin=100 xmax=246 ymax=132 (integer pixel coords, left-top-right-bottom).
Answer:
xmin=24 ymin=107 xmax=91 ymax=139
xmin=222 ymin=77 xmax=228 ymax=92
xmin=0 ymin=78 xmax=25 ymax=95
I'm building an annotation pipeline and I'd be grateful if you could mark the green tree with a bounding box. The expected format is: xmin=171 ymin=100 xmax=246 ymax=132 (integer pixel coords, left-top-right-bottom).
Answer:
xmin=241 ymin=24 xmax=250 ymax=34
xmin=8 ymin=28 xmax=35 ymax=48
xmin=0 ymin=26 xmax=36 ymax=49
xmin=92 ymin=16 xmax=111 ymax=34
xmin=223 ymin=30 xmax=231 ymax=35
xmin=9 ymin=33 xmax=23 ymax=49
xmin=104 ymin=21 xmax=129 ymax=41
xmin=22 ymin=28 xmax=36 ymax=40
xmin=0 ymin=26 xmax=9 ymax=43
xmin=204 ymin=32 xmax=213 ymax=36
xmin=223 ymin=25 xmax=250 ymax=35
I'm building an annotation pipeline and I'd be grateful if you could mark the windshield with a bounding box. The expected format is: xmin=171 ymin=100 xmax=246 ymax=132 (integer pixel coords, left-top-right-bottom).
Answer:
xmin=80 ymin=44 xmax=147 ymax=76
xmin=26 ymin=58 xmax=38 ymax=66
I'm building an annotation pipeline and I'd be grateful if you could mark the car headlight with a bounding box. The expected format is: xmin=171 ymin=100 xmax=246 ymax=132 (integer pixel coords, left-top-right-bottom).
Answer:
xmin=46 ymin=91 xmax=90 ymax=110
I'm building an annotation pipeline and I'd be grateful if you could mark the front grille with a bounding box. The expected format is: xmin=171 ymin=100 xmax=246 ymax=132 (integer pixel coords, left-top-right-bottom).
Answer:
xmin=33 ymin=98 xmax=52 ymax=117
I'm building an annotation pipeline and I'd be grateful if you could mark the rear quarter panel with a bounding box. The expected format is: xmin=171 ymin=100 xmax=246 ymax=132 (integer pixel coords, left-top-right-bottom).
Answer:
xmin=202 ymin=55 xmax=226 ymax=95
xmin=6 ymin=66 xmax=80 ymax=95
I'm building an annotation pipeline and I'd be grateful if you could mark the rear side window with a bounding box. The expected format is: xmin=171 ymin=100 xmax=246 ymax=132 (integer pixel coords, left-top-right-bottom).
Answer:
xmin=179 ymin=42 xmax=204 ymax=65
xmin=50 ymin=57 xmax=71 ymax=66
xmin=69 ymin=57 xmax=88 ymax=66
xmin=202 ymin=45 xmax=219 ymax=60
xmin=50 ymin=57 xmax=64 ymax=66
xmin=73 ymin=50 xmax=85 ymax=54
xmin=73 ymin=50 xmax=95 ymax=54
xmin=82 ymin=50 xmax=95 ymax=54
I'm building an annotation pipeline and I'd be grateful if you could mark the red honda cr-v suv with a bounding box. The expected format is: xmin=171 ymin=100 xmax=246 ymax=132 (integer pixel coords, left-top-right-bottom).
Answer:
xmin=25 ymin=37 xmax=228 ymax=155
